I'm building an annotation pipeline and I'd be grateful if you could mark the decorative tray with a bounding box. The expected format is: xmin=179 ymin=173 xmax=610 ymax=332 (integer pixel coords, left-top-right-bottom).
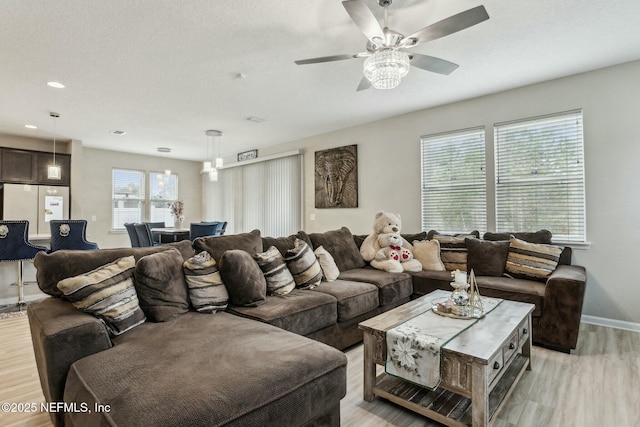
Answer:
xmin=431 ymin=297 xmax=485 ymax=320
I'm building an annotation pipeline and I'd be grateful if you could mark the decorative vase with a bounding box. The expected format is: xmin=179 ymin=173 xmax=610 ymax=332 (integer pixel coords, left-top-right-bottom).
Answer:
xmin=175 ymin=220 xmax=183 ymax=229
xmin=449 ymin=271 xmax=470 ymax=316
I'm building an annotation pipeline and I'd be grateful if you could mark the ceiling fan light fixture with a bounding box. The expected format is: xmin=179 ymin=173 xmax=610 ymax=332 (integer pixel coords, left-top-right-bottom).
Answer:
xmin=363 ymin=48 xmax=410 ymax=90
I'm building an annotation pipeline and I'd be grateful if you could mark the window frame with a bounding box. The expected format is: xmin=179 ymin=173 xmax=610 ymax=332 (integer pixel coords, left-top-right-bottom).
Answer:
xmin=111 ymin=168 xmax=145 ymax=230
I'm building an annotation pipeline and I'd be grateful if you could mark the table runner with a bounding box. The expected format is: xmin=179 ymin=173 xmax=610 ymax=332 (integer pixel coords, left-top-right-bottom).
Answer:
xmin=385 ymin=296 xmax=502 ymax=389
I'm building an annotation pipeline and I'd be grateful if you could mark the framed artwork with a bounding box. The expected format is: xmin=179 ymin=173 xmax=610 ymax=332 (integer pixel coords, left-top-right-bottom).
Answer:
xmin=237 ymin=149 xmax=258 ymax=162
xmin=315 ymin=144 xmax=358 ymax=208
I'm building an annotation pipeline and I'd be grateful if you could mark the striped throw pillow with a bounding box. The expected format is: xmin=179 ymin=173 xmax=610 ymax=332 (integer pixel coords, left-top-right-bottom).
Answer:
xmin=57 ymin=256 xmax=146 ymax=336
xmin=254 ymin=246 xmax=296 ymax=295
xmin=183 ymin=251 xmax=229 ymax=313
xmin=285 ymin=238 xmax=323 ymax=289
xmin=432 ymin=235 xmax=472 ymax=271
xmin=506 ymin=237 xmax=563 ymax=280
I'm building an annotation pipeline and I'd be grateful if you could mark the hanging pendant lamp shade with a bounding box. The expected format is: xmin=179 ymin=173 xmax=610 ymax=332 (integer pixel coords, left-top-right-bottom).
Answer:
xmin=48 ymin=112 xmax=62 ymax=180
xmin=206 ymin=130 xmax=223 ymax=174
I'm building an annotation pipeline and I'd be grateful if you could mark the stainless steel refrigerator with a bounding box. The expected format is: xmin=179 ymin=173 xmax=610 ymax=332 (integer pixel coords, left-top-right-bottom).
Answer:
xmin=1 ymin=183 xmax=70 ymax=238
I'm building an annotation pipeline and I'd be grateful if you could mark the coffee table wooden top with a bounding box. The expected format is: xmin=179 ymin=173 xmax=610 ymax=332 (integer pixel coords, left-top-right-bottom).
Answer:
xmin=359 ymin=290 xmax=534 ymax=363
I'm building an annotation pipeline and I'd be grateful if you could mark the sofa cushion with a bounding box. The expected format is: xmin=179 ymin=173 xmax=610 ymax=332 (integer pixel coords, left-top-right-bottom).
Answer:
xmin=66 ymin=312 xmax=346 ymax=427
xmin=219 ymin=249 xmax=267 ymax=307
xmin=134 ymin=248 xmax=190 ymax=322
xmin=506 ymin=237 xmax=563 ymax=280
xmin=314 ymin=245 xmax=340 ymax=281
xmin=402 ymin=231 xmax=427 ymax=244
xmin=254 ymin=246 xmax=296 ymax=295
xmin=475 ymin=276 xmax=544 ymax=317
xmin=183 ymin=251 xmax=229 ymax=313
xmin=427 ymin=230 xmax=480 ymax=240
xmin=56 ymin=256 xmax=146 ymax=336
xmin=284 ymin=239 xmax=323 ymax=289
xmin=412 ymin=240 xmax=445 ymax=271
xmin=34 ymin=240 xmax=195 ymax=298
xmin=483 ymin=230 xmax=552 ymax=244
xmin=193 ymin=229 xmax=262 ymax=263
xmin=466 ymin=238 xmax=510 ymax=277
xmin=311 ymin=280 xmax=379 ymax=321
xmin=308 ymin=227 xmax=366 ymax=271
xmin=226 ymin=290 xmax=337 ymax=336
xmin=337 ymin=268 xmax=413 ymax=307
xmin=262 ymin=232 xmax=313 ymax=257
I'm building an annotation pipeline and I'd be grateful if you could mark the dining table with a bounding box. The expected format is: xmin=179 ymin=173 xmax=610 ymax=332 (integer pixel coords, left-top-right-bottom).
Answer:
xmin=150 ymin=227 xmax=191 ymax=243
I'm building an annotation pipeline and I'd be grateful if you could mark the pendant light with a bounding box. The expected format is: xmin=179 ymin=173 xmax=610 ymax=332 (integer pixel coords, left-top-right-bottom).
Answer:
xmin=201 ymin=131 xmax=212 ymax=173
xmin=205 ymin=130 xmax=222 ymax=182
xmin=48 ymin=112 xmax=62 ymax=180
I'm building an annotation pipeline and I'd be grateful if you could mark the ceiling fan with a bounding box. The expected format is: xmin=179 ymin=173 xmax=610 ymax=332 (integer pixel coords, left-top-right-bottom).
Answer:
xmin=295 ymin=0 xmax=489 ymax=91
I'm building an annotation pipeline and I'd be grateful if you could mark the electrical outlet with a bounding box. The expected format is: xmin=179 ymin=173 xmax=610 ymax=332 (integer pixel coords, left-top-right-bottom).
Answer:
xmin=310 ymin=214 xmax=316 ymax=221
xmin=91 ymin=215 xmax=97 ymax=221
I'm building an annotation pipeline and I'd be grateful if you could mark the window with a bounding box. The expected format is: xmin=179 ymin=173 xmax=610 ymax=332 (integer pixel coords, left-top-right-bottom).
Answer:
xmin=495 ymin=110 xmax=586 ymax=242
xmin=149 ymin=171 xmax=179 ymax=226
xmin=112 ymin=169 xmax=145 ymax=229
xmin=420 ymin=127 xmax=487 ymax=233
xmin=205 ymin=152 xmax=302 ymax=237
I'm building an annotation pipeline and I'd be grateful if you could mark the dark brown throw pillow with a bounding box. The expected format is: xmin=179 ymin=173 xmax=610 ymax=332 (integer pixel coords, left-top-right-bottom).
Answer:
xmin=134 ymin=248 xmax=190 ymax=322
xmin=193 ymin=229 xmax=262 ymax=263
xmin=308 ymin=227 xmax=366 ymax=272
xmin=219 ymin=249 xmax=267 ymax=307
xmin=261 ymin=231 xmax=312 ymax=257
xmin=465 ymin=238 xmax=510 ymax=277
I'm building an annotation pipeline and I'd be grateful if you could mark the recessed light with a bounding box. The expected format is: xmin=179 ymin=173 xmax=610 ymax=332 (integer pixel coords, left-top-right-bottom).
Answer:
xmin=110 ymin=130 xmax=127 ymax=136
xmin=157 ymin=147 xmax=171 ymax=153
xmin=25 ymin=124 xmax=38 ymax=129
xmin=47 ymin=81 xmax=65 ymax=89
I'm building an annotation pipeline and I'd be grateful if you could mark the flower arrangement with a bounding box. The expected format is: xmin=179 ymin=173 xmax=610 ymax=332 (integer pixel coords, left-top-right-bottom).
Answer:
xmin=169 ymin=200 xmax=185 ymax=222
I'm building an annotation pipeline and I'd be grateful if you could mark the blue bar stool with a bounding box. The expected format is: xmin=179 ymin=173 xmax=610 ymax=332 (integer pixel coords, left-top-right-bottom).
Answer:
xmin=0 ymin=220 xmax=48 ymax=306
xmin=50 ymin=220 xmax=99 ymax=251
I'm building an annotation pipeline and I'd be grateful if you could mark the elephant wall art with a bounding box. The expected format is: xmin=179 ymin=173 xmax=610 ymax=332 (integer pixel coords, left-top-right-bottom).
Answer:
xmin=314 ymin=144 xmax=358 ymax=208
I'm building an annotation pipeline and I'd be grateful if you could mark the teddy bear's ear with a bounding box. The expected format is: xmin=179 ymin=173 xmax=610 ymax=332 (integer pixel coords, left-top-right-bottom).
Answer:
xmin=375 ymin=211 xmax=384 ymax=219
xmin=396 ymin=213 xmax=401 ymax=220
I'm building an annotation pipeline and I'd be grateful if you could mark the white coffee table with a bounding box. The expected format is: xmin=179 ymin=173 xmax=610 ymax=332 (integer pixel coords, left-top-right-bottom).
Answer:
xmin=359 ymin=290 xmax=534 ymax=427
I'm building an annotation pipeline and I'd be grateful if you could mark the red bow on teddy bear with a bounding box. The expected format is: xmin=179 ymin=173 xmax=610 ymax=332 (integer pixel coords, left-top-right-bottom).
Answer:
xmin=390 ymin=245 xmax=401 ymax=250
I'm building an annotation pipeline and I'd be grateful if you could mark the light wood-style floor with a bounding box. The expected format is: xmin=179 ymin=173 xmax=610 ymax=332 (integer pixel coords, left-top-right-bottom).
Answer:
xmin=1 ymin=314 xmax=639 ymax=427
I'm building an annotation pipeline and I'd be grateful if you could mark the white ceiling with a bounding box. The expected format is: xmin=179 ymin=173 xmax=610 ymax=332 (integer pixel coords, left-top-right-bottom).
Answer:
xmin=2 ymin=0 xmax=640 ymax=162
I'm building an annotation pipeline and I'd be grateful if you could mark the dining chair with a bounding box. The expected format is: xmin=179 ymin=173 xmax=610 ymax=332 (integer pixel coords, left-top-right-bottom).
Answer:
xmin=50 ymin=220 xmax=99 ymax=252
xmin=124 ymin=223 xmax=140 ymax=247
xmin=0 ymin=220 xmax=48 ymax=306
xmin=190 ymin=222 xmax=219 ymax=241
xmin=143 ymin=221 xmax=165 ymax=244
xmin=134 ymin=223 xmax=157 ymax=247
xmin=217 ymin=221 xmax=228 ymax=235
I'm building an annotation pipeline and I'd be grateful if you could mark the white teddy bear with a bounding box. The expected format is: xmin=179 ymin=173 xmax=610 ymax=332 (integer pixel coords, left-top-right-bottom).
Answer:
xmin=361 ymin=211 xmax=422 ymax=273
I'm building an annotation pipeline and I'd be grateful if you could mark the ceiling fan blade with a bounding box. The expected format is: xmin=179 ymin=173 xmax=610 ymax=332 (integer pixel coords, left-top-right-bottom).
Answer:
xmin=401 ymin=5 xmax=489 ymax=48
xmin=295 ymin=54 xmax=361 ymax=65
xmin=342 ymin=0 xmax=385 ymax=43
xmin=410 ymin=53 xmax=459 ymax=75
xmin=356 ymin=77 xmax=371 ymax=91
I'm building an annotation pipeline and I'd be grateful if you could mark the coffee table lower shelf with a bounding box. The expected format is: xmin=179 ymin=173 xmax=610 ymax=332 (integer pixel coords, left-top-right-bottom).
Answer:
xmin=373 ymin=354 xmax=529 ymax=427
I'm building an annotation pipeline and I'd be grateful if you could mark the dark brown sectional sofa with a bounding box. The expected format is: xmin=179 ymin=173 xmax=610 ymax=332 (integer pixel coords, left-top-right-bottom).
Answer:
xmin=27 ymin=226 xmax=586 ymax=427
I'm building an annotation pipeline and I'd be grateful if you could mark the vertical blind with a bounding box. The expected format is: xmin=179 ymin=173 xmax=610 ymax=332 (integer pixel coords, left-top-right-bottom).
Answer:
xmin=112 ymin=169 xmax=145 ymax=229
xmin=495 ymin=110 xmax=586 ymax=242
xmin=206 ymin=154 xmax=302 ymax=237
xmin=420 ymin=127 xmax=486 ymax=233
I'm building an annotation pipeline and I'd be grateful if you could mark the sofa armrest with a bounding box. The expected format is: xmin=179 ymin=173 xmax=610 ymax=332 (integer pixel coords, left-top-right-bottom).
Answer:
xmin=538 ymin=264 xmax=587 ymax=351
xmin=28 ymin=298 xmax=112 ymax=427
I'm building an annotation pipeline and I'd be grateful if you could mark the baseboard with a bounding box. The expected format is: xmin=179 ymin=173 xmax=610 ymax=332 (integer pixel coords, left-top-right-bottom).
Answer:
xmin=581 ymin=314 xmax=640 ymax=333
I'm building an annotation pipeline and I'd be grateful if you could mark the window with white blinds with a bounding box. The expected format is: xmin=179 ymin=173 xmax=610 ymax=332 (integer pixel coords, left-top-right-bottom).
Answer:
xmin=149 ymin=171 xmax=179 ymax=225
xmin=205 ymin=153 xmax=302 ymax=237
xmin=495 ymin=110 xmax=586 ymax=242
xmin=112 ymin=169 xmax=145 ymax=229
xmin=420 ymin=127 xmax=486 ymax=233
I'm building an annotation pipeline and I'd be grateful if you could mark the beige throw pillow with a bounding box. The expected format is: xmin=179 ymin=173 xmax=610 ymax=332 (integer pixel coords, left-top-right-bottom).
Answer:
xmin=412 ymin=240 xmax=446 ymax=271
xmin=314 ymin=245 xmax=340 ymax=281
